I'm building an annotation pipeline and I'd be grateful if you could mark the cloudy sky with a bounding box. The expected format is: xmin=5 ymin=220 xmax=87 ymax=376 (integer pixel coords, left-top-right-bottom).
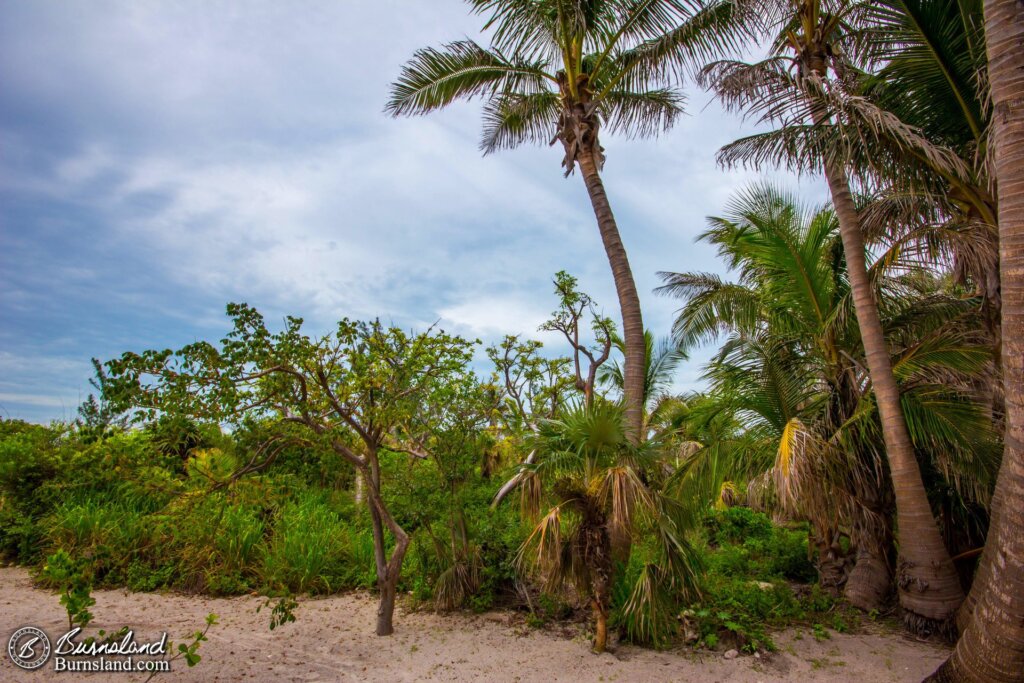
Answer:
xmin=0 ymin=1 xmax=815 ymax=423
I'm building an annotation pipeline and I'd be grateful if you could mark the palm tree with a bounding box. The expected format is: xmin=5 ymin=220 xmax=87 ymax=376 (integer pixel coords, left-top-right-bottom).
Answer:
xmin=857 ymin=0 xmax=1001 ymax=431
xmin=928 ymin=0 xmax=1024 ymax=679
xmin=517 ymin=401 xmax=700 ymax=652
xmin=659 ymin=184 xmax=997 ymax=613
xmin=386 ymin=0 xmax=744 ymax=443
xmin=598 ymin=329 xmax=689 ymax=437
xmin=699 ymin=0 xmax=966 ymax=633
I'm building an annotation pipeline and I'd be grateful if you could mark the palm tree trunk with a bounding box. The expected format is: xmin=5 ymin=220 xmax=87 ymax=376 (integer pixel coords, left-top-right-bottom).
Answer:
xmin=592 ymin=597 xmax=609 ymax=653
xmin=845 ymin=511 xmax=893 ymax=612
xmin=845 ymin=549 xmax=891 ymax=611
xmin=577 ymin=148 xmax=645 ymax=444
xmin=927 ymin=1 xmax=1024 ymax=678
xmin=822 ymin=161 xmax=964 ymax=633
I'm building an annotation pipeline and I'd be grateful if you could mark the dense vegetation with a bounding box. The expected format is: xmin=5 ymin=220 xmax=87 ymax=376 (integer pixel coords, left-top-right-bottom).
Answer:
xmin=0 ymin=415 xmax=852 ymax=653
xmin=4 ymin=0 xmax=1023 ymax=680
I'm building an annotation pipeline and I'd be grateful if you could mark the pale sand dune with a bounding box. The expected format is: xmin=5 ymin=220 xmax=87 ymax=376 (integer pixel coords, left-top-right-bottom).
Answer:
xmin=1 ymin=567 xmax=949 ymax=682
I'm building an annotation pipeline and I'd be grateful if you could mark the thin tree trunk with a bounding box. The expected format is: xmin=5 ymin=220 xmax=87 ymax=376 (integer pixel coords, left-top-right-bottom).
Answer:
xmin=592 ymin=597 xmax=609 ymax=653
xmin=927 ymin=0 xmax=1024 ymax=678
xmin=362 ymin=451 xmax=411 ymax=637
xmin=377 ymin=579 xmax=398 ymax=636
xmin=823 ymin=161 xmax=965 ymax=633
xmin=576 ymin=149 xmax=645 ymax=444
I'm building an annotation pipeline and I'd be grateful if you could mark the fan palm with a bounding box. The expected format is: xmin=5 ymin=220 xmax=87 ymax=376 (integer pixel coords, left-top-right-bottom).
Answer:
xmin=517 ymin=401 xmax=701 ymax=651
xmin=698 ymin=0 xmax=966 ymax=633
xmin=386 ymin=0 xmax=745 ymax=443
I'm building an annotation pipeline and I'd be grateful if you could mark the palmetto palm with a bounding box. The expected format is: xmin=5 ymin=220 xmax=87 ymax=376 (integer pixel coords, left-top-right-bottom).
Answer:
xmin=658 ymin=184 xmax=997 ymax=612
xmin=697 ymin=0 xmax=968 ymax=632
xmin=386 ymin=0 xmax=744 ymax=443
xmin=516 ymin=401 xmax=700 ymax=651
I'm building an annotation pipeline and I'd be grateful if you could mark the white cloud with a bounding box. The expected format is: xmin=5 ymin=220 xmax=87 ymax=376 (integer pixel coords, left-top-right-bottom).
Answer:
xmin=439 ymin=296 xmax=552 ymax=339
xmin=0 ymin=0 xmax=823 ymax=423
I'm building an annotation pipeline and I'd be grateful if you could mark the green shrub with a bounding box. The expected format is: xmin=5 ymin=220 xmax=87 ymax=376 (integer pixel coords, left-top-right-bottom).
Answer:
xmin=261 ymin=491 xmax=362 ymax=594
xmin=703 ymin=507 xmax=773 ymax=545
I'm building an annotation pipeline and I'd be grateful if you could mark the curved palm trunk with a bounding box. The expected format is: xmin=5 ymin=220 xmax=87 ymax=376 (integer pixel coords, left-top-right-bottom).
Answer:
xmin=823 ymin=162 xmax=964 ymax=633
xmin=928 ymin=0 xmax=1024 ymax=678
xmin=577 ymin=149 xmax=645 ymax=444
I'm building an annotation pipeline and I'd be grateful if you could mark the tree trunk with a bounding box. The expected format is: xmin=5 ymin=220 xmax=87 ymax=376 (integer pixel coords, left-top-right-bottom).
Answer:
xmin=576 ymin=149 xmax=645 ymax=444
xmin=927 ymin=0 xmax=1024 ymax=678
xmin=845 ymin=548 xmax=891 ymax=612
xmin=823 ymin=161 xmax=964 ymax=634
xmin=845 ymin=498 xmax=894 ymax=612
xmin=592 ymin=597 xmax=609 ymax=653
xmin=354 ymin=472 xmax=364 ymax=506
xmin=956 ymin=472 xmax=1004 ymax=632
xmin=362 ymin=452 xmax=411 ymax=637
xmin=812 ymin=527 xmax=848 ymax=593
xmin=377 ymin=577 xmax=399 ymax=636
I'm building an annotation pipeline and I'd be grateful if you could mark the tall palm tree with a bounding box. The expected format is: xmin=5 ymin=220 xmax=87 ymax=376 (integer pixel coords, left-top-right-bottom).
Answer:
xmin=928 ymin=0 xmax=1024 ymax=679
xmin=699 ymin=0 xmax=966 ymax=633
xmin=659 ymin=184 xmax=997 ymax=615
xmin=386 ymin=0 xmax=744 ymax=443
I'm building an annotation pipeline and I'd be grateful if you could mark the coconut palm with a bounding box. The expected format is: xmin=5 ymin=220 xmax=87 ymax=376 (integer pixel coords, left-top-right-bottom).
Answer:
xmin=697 ymin=0 xmax=967 ymax=633
xmin=386 ymin=0 xmax=745 ymax=443
xmin=857 ymin=0 xmax=1001 ymax=427
xmin=928 ymin=0 xmax=1024 ymax=679
xmin=517 ymin=401 xmax=701 ymax=652
xmin=658 ymin=184 xmax=998 ymax=613
xmin=598 ymin=329 xmax=689 ymax=436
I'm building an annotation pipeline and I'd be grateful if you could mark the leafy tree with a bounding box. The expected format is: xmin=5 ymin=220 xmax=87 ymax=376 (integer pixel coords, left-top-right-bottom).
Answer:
xmin=76 ymin=358 xmax=129 ymax=442
xmin=387 ymin=0 xmax=747 ymax=443
xmin=487 ymin=335 xmax=573 ymax=431
xmin=539 ymin=270 xmax=615 ymax=407
xmin=104 ymin=303 xmax=477 ymax=636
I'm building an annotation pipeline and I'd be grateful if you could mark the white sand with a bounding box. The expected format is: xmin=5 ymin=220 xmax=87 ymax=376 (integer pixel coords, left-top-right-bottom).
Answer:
xmin=0 ymin=567 xmax=949 ymax=682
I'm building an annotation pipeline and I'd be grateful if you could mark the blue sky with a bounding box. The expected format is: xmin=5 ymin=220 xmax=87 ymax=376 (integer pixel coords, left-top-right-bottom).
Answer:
xmin=0 ymin=1 xmax=811 ymax=423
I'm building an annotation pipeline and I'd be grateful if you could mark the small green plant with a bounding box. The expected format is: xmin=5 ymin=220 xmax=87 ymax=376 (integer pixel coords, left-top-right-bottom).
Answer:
xmin=831 ymin=613 xmax=849 ymax=633
xmin=143 ymin=613 xmax=218 ymax=683
xmin=42 ymin=550 xmax=96 ymax=630
xmin=812 ymin=623 xmax=831 ymax=641
xmin=258 ymin=594 xmax=298 ymax=630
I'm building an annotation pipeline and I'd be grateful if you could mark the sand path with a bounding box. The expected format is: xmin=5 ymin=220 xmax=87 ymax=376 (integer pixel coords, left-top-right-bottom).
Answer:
xmin=1 ymin=567 xmax=949 ymax=682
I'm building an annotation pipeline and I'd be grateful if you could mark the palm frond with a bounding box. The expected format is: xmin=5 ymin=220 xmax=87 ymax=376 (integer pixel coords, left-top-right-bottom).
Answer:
xmin=480 ymin=91 xmax=561 ymax=153
xmin=386 ymin=40 xmax=552 ymax=117
xmin=599 ymin=87 xmax=685 ymax=137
